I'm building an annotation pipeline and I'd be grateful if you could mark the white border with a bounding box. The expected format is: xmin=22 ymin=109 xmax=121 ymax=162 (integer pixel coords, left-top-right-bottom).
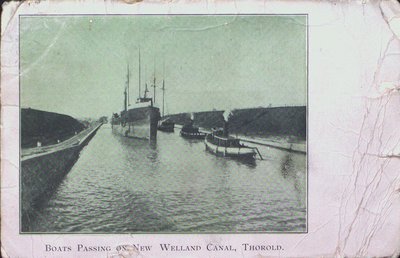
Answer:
xmin=2 ymin=1 xmax=400 ymax=257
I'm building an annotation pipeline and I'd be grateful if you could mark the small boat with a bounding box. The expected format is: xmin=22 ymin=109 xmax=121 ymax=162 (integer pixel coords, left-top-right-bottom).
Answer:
xmin=158 ymin=118 xmax=175 ymax=132
xmin=205 ymin=128 xmax=257 ymax=159
xmin=157 ymin=70 xmax=175 ymax=132
xmin=180 ymin=121 xmax=206 ymax=139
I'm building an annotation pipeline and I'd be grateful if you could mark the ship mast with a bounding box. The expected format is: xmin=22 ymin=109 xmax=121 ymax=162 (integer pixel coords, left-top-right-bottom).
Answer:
xmin=144 ymin=83 xmax=149 ymax=98
xmin=123 ymin=88 xmax=127 ymax=112
xmin=138 ymin=47 xmax=141 ymax=100
xmin=162 ymin=79 xmax=165 ymax=117
xmin=152 ymin=57 xmax=156 ymax=105
xmin=127 ymin=63 xmax=130 ymax=106
xmin=162 ymin=60 xmax=166 ymax=117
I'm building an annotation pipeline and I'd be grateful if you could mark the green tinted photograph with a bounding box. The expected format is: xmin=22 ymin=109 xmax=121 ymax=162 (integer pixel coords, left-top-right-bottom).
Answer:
xmin=20 ymin=15 xmax=307 ymax=233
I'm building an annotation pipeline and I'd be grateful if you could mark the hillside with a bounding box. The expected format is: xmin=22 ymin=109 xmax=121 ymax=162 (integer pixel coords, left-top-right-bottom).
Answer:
xmin=21 ymin=108 xmax=86 ymax=148
xmin=166 ymin=106 xmax=306 ymax=139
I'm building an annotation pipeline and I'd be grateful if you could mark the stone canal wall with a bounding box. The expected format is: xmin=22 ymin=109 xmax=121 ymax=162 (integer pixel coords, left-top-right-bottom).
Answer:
xmin=21 ymin=124 xmax=102 ymax=230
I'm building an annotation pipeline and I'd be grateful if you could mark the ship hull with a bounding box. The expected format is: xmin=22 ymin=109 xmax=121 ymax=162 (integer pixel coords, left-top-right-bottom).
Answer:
xmin=112 ymin=106 xmax=160 ymax=141
xmin=158 ymin=125 xmax=174 ymax=132
xmin=158 ymin=121 xmax=175 ymax=132
xmin=180 ymin=130 xmax=206 ymax=139
xmin=204 ymin=134 xmax=256 ymax=159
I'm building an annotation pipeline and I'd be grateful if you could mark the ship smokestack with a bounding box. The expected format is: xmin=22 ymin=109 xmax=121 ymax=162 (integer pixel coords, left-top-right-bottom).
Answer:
xmin=223 ymin=121 xmax=229 ymax=137
xmin=188 ymin=113 xmax=194 ymax=126
xmin=222 ymin=109 xmax=233 ymax=137
xmin=124 ymin=88 xmax=127 ymax=112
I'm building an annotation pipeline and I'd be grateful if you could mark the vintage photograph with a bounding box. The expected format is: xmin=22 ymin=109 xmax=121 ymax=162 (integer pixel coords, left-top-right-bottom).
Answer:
xmin=20 ymin=15 xmax=307 ymax=233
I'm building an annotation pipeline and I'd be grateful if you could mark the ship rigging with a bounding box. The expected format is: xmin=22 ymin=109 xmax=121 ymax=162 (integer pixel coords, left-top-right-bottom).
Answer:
xmin=111 ymin=48 xmax=160 ymax=141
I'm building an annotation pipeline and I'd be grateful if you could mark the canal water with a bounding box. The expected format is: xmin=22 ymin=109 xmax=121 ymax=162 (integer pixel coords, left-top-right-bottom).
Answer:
xmin=27 ymin=125 xmax=307 ymax=233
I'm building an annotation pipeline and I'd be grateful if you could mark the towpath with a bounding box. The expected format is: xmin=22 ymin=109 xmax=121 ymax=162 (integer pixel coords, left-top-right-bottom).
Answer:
xmin=21 ymin=123 xmax=102 ymax=161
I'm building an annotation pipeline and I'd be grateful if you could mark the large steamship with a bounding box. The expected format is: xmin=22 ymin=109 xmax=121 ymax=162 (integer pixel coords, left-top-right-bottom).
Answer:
xmin=111 ymin=51 xmax=160 ymax=141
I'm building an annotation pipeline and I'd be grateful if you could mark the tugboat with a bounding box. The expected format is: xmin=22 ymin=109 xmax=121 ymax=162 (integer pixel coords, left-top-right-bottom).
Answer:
xmin=180 ymin=116 xmax=207 ymax=139
xmin=204 ymin=114 xmax=261 ymax=160
xmin=157 ymin=78 xmax=175 ymax=132
xmin=158 ymin=118 xmax=175 ymax=132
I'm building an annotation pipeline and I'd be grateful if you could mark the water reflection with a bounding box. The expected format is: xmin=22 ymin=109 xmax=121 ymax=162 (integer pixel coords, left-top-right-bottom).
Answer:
xmin=280 ymin=153 xmax=306 ymax=206
xmin=281 ymin=153 xmax=293 ymax=179
xmin=25 ymin=127 xmax=306 ymax=233
xmin=234 ymin=157 xmax=257 ymax=168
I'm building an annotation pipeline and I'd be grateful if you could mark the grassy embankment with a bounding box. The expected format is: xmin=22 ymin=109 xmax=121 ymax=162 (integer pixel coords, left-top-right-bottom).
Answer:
xmin=21 ymin=108 xmax=85 ymax=148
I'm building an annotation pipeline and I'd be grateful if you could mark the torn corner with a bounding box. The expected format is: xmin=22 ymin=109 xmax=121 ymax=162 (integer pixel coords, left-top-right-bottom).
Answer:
xmin=1 ymin=244 xmax=10 ymax=258
xmin=1 ymin=1 xmax=23 ymax=37
xmin=379 ymin=0 xmax=400 ymax=38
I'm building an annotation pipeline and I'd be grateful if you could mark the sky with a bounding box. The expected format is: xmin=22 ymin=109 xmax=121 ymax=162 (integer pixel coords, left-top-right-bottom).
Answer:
xmin=20 ymin=15 xmax=307 ymax=119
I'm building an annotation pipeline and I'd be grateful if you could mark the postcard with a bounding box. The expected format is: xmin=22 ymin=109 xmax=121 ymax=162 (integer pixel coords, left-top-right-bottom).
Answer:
xmin=1 ymin=0 xmax=399 ymax=257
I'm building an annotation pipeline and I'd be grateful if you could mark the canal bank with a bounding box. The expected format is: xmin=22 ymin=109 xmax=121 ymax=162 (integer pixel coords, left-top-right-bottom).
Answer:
xmin=21 ymin=123 xmax=102 ymax=231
